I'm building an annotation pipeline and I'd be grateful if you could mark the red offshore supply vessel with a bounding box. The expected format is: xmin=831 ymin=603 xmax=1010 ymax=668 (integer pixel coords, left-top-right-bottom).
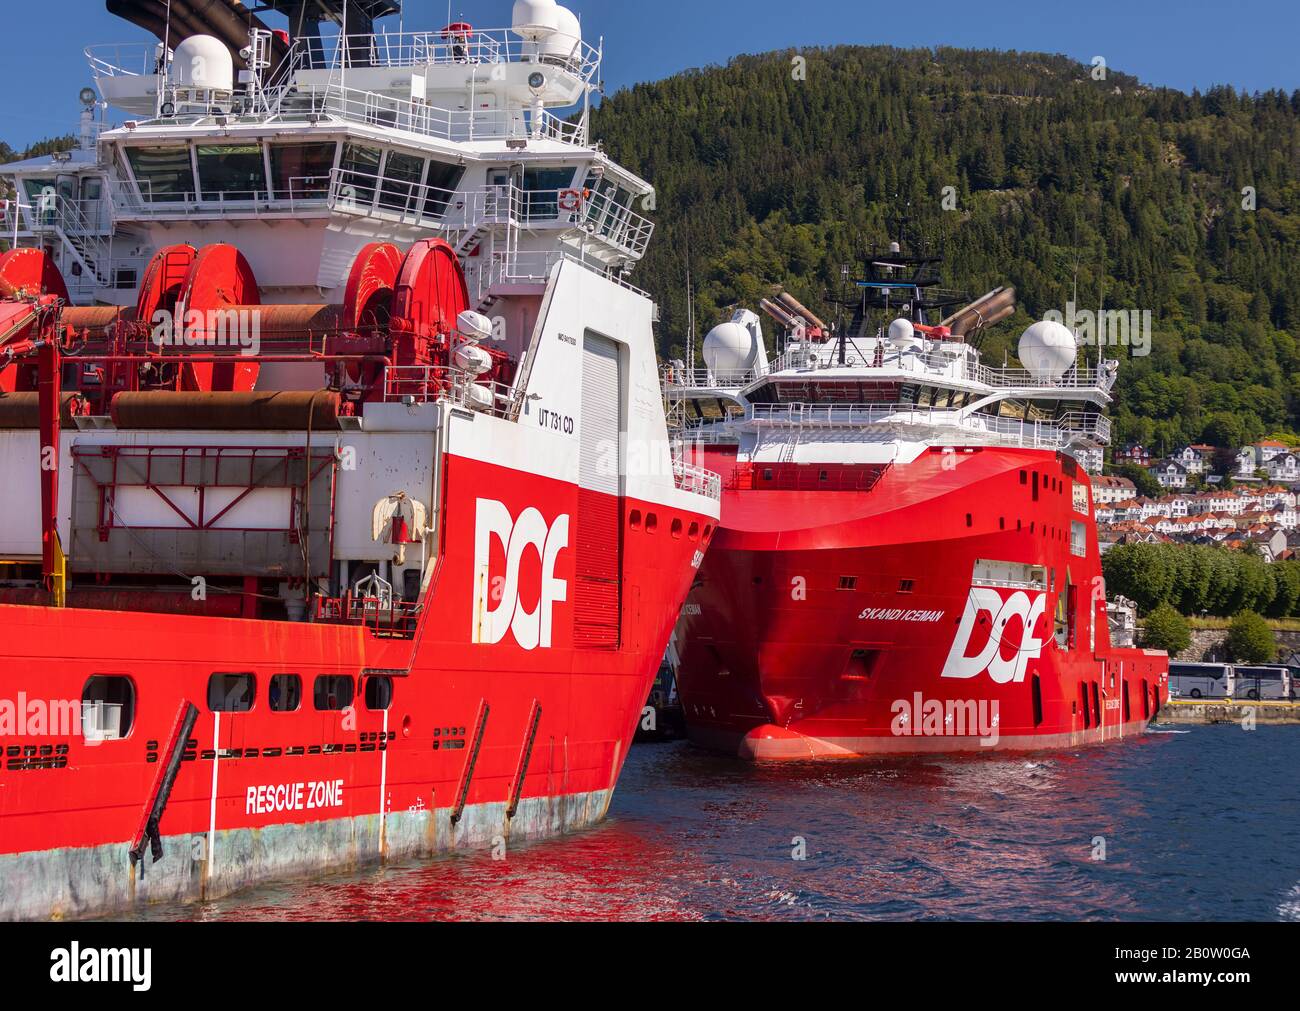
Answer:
xmin=0 ymin=0 xmax=719 ymax=919
xmin=667 ymin=223 xmax=1167 ymax=760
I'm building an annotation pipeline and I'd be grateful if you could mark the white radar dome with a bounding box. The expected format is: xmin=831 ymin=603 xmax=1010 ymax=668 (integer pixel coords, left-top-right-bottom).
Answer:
xmin=1019 ymin=320 xmax=1078 ymax=381
xmin=703 ymin=310 xmax=763 ymax=375
xmin=512 ymin=0 xmax=560 ymax=41
xmin=173 ymin=35 xmax=234 ymax=93
xmin=540 ymin=6 xmax=582 ymax=61
xmin=887 ymin=317 xmax=915 ymax=347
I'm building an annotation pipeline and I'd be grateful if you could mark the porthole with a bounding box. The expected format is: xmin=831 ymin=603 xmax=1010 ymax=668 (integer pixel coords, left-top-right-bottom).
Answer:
xmin=208 ymin=672 xmax=255 ymax=713
xmin=269 ymin=674 xmax=302 ymax=713
xmin=81 ymin=675 xmax=136 ymax=741
xmin=314 ymin=675 xmax=355 ymax=712
xmin=365 ymin=675 xmax=394 ymax=712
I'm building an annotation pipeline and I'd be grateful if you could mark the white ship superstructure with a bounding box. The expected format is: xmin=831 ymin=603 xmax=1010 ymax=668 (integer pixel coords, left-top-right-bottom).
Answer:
xmin=666 ymin=238 xmax=1118 ymax=475
xmin=3 ymin=0 xmax=653 ymax=313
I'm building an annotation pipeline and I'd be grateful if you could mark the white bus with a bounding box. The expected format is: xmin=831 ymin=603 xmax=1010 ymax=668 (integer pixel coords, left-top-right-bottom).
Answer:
xmin=1232 ymin=666 xmax=1294 ymax=701
xmin=1168 ymin=662 xmax=1234 ymax=700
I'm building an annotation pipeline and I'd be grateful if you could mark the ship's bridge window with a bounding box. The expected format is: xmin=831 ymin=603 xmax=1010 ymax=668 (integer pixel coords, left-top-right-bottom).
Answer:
xmin=339 ymin=143 xmax=382 ymax=207
xmin=208 ymin=673 xmax=256 ymax=713
xmin=314 ymin=675 xmax=355 ymax=712
xmin=196 ymin=144 xmax=266 ymax=200
xmin=126 ymin=146 xmax=195 ymax=202
xmin=81 ymin=676 xmax=136 ymax=741
xmin=424 ymin=160 xmax=466 ymax=218
xmin=522 ymin=166 xmax=577 ymax=220
xmin=269 ymin=141 xmax=336 ymax=199
xmin=378 ymin=151 xmax=426 ymax=214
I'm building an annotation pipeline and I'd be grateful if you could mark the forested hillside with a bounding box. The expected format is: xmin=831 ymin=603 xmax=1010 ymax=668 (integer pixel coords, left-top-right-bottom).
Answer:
xmin=590 ymin=46 xmax=1300 ymax=450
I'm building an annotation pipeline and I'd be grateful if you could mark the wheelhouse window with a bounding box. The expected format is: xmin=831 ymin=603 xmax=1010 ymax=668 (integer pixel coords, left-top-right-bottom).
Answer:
xmin=378 ymin=151 xmax=425 ymax=214
xmin=338 ymin=143 xmax=381 ymax=208
xmin=314 ymin=675 xmax=354 ymax=712
xmin=196 ymin=144 xmax=266 ymax=200
xmin=522 ymin=166 xmax=575 ymax=220
xmin=126 ymin=146 xmax=195 ymax=202
xmin=269 ymin=141 xmax=336 ymax=199
xmin=81 ymin=676 xmax=136 ymax=741
xmin=269 ymin=674 xmax=302 ymax=713
xmin=208 ymin=673 xmax=255 ymax=713
xmin=424 ymin=160 xmax=465 ymax=219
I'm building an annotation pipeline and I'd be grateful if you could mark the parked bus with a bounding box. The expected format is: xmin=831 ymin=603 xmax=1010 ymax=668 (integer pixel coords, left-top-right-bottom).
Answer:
xmin=1168 ymin=662 xmax=1234 ymax=700
xmin=1232 ymin=666 xmax=1294 ymax=701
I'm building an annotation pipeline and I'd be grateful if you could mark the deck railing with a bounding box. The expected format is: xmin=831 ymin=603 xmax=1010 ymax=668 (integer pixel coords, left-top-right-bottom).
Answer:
xmin=709 ymin=402 xmax=1113 ymax=449
xmin=671 ymin=459 xmax=722 ymax=502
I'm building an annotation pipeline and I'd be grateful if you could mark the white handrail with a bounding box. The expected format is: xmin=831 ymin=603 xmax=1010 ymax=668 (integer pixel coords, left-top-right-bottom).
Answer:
xmin=687 ymin=402 xmax=1112 ymax=450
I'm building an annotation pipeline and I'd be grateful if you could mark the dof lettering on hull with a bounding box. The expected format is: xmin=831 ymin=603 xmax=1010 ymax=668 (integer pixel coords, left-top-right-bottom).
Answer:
xmin=472 ymin=498 xmax=570 ymax=650
xmin=942 ymin=587 xmax=1048 ymax=684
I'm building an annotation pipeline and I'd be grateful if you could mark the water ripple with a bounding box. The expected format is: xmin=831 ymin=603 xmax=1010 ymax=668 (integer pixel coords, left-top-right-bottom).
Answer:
xmin=126 ymin=724 xmax=1300 ymax=921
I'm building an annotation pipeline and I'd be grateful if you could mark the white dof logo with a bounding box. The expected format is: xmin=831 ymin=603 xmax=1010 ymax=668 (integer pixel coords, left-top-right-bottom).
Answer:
xmin=472 ymin=499 xmax=569 ymax=650
xmin=941 ymin=587 xmax=1047 ymax=683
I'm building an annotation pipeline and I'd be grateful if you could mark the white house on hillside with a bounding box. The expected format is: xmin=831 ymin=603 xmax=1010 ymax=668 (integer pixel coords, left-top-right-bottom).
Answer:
xmin=1155 ymin=459 xmax=1189 ymax=489
xmin=1176 ymin=445 xmax=1215 ymax=475
xmin=1263 ymin=451 xmax=1300 ymax=483
xmin=1092 ymin=475 xmax=1138 ymax=504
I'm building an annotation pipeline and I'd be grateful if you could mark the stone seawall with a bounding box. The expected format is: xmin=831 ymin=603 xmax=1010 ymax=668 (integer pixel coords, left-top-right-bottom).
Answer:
xmin=1158 ymin=701 xmax=1300 ymax=724
xmin=1135 ymin=627 xmax=1300 ymax=663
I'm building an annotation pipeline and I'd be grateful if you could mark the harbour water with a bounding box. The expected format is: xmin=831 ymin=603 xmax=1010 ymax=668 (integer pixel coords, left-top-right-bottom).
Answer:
xmin=124 ymin=723 xmax=1300 ymax=922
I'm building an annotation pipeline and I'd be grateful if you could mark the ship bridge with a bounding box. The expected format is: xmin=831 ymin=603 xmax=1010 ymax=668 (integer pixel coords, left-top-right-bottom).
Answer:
xmin=3 ymin=0 xmax=655 ymax=311
xmin=666 ymin=294 xmax=1120 ymax=474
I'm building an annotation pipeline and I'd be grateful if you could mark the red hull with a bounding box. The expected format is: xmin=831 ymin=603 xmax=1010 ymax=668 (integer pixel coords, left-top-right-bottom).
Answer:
xmin=674 ymin=445 xmax=1169 ymax=760
xmin=0 ymin=452 xmax=713 ymax=918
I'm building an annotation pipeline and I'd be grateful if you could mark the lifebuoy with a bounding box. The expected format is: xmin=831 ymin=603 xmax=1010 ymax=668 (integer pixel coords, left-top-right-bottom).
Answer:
xmin=558 ymin=189 xmax=582 ymax=212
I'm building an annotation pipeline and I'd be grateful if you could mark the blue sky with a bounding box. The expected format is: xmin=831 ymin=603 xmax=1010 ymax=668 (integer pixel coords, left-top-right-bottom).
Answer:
xmin=2 ymin=0 xmax=1297 ymax=148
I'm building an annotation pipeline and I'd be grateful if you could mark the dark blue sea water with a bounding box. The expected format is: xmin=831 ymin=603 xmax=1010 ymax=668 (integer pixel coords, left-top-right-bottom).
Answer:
xmin=132 ymin=723 xmax=1300 ymax=921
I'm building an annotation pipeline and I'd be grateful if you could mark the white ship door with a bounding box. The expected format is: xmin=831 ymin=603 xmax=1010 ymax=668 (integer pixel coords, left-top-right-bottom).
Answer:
xmin=575 ymin=332 xmax=623 ymax=648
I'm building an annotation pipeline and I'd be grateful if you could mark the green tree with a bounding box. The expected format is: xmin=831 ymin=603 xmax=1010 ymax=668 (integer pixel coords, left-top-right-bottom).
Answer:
xmin=1141 ymin=603 xmax=1191 ymax=656
xmin=1225 ymin=611 xmax=1277 ymax=664
xmin=591 ymin=48 xmax=1300 ymax=442
xmin=1110 ymin=462 xmax=1162 ymax=499
xmin=1101 ymin=543 xmax=1175 ymax=614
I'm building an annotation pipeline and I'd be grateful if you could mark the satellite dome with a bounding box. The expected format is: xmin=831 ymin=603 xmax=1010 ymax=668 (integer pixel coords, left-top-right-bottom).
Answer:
xmin=512 ymin=0 xmax=560 ymax=41
xmin=173 ymin=35 xmax=234 ymax=93
xmin=540 ymin=6 xmax=582 ymax=61
xmin=887 ymin=317 xmax=915 ymax=347
xmin=703 ymin=310 xmax=763 ymax=376
xmin=1019 ymin=320 xmax=1078 ymax=381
